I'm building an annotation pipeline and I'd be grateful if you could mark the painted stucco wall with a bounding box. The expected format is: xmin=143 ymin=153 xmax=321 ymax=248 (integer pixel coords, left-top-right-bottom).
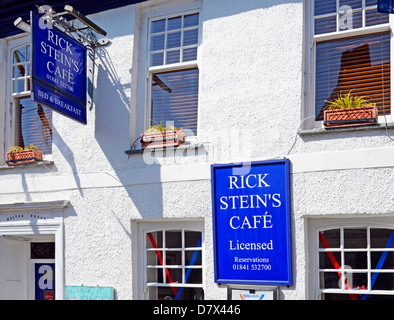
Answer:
xmin=1 ymin=0 xmax=394 ymax=300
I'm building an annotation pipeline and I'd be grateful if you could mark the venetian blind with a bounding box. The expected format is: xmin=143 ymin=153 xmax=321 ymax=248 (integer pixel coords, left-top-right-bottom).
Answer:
xmin=315 ymin=32 xmax=391 ymax=120
xmin=151 ymin=68 xmax=199 ymax=135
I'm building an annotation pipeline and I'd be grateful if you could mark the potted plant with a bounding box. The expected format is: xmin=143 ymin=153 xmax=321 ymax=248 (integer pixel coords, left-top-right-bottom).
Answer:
xmin=6 ymin=144 xmax=43 ymax=166
xmin=323 ymin=92 xmax=378 ymax=129
xmin=140 ymin=122 xmax=185 ymax=149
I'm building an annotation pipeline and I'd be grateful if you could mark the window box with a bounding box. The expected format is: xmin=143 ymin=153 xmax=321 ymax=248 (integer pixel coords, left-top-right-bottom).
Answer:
xmin=141 ymin=130 xmax=185 ymax=149
xmin=6 ymin=147 xmax=43 ymax=166
xmin=323 ymin=105 xmax=378 ymax=129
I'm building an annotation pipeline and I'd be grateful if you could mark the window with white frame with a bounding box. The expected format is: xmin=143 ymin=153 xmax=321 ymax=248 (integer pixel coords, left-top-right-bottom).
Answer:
xmin=143 ymin=226 xmax=204 ymax=300
xmin=10 ymin=42 xmax=52 ymax=156
xmin=309 ymin=0 xmax=391 ymax=126
xmin=147 ymin=12 xmax=199 ymax=136
xmin=317 ymin=226 xmax=394 ymax=300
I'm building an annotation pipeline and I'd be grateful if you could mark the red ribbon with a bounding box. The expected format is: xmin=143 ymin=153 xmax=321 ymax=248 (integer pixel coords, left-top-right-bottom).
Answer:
xmin=319 ymin=231 xmax=357 ymax=300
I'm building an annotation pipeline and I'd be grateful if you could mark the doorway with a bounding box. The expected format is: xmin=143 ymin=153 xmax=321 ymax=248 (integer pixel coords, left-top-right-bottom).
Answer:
xmin=0 ymin=234 xmax=57 ymax=300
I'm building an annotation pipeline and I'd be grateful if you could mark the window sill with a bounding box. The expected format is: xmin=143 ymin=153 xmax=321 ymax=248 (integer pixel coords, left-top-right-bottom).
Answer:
xmin=0 ymin=160 xmax=54 ymax=171
xmin=298 ymin=123 xmax=394 ymax=136
xmin=125 ymin=142 xmax=205 ymax=155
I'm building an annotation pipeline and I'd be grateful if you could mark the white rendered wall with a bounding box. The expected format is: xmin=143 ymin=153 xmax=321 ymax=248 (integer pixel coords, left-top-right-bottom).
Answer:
xmin=0 ymin=0 xmax=394 ymax=300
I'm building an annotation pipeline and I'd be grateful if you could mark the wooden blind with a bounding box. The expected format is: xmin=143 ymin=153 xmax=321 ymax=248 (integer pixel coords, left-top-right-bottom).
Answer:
xmin=151 ymin=68 xmax=198 ymax=135
xmin=315 ymin=32 xmax=390 ymax=120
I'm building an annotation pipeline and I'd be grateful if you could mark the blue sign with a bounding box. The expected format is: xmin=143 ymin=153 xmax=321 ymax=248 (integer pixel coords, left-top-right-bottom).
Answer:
xmin=211 ymin=159 xmax=292 ymax=285
xmin=31 ymin=12 xmax=87 ymax=124
xmin=35 ymin=263 xmax=55 ymax=300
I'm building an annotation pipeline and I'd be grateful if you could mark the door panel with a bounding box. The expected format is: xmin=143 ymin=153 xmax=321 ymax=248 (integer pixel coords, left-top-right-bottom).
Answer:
xmin=0 ymin=237 xmax=28 ymax=300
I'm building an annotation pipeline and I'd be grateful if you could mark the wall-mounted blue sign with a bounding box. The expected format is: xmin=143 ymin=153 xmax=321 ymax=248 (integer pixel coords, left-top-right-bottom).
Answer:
xmin=65 ymin=286 xmax=114 ymax=300
xmin=31 ymin=12 xmax=87 ymax=124
xmin=211 ymin=159 xmax=292 ymax=285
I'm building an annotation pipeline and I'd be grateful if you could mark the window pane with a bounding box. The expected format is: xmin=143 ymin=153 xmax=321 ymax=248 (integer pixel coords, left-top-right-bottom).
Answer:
xmin=166 ymin=50 xmax=180 ymax=64
xmin=315 ymin=16 xmax=337 ymax=35
xmin=344 ymin=229 xmax=367 ymax=248
xmin=151 ymin=34 xmax=165 ymax=51
xmin=185 ymin=250 xmax=202 ymax=266
xmin=147 ymin=231 xmax=163 ymax=248
xmin=166 ymin=251 xmax=182 ymax=265
xmin=339 ymin=0 xmax=362 ymax=9
xmin=319 ymin=251 xmax=341 ymax=269
xmin=167 ymin=268 xmax=182 ymax=283
xmin=371 ymin=229 xmax=394 ymax=248
xmin=345 ymin=251 xmax=367 ymax=269
xmin=13 ymin=46 xmax=26 ymax=63
xmin=13 ymin=65 xmax=25 ymax=78
xmin=320 ymin=271 xmax=340 ymax=289
xmin=30 ymin=242 xmax=55 ymax=259
xmin=339 ymin=10 xmax=362 ymax=31
xmin=315 ymin=0 xmax=336 ymax=15
xmin=151 ymin=52 xmax=164 ymax=67
xmin=366 ymin=8 xmax=390 ymax=26
xmin=12 ymin=79 xmax=25 ymax=93
xmin=185 ymin=231 xmax=202 ymax=247
xmin=148 ymin=286 xmax=203 ymax=300
xmin=183 ymin=47 xmax=197 ymax=62
xmin=319 ymin=229 xmax=340 ymax=248
xmin=372 ymin=273 xmax=394 ymax=290
xmin=17 ymin=98 xmax=52 ymax=155
xmin=315 ymin=32 xmax=391 ymax=120
xmin=151 ymin=69 xmax=199 ymax=135
xmin=184 ymin=13 xmax=199 ymax=27
xmin=167 ymin=31 xmax=181 ymax=49
xmin=165 ymin=231 xmax=182 ymax=248
xmin=151 ymin=19 xmax=165 ymax=34
xmin=371 ymin=251 xmax=394 ymax=269
xmin=183 ymin=29 xmax=198 ymax=46
xmin=168 ymin=16 xmax=181 ymax=30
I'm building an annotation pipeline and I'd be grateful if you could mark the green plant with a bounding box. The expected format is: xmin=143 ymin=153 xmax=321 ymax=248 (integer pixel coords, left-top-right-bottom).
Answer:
xmin=8 ymin=144 xmax=37 ymax=153
xmin=145 ymin=121 xmax=183 ymax=133
xmin=324 ymin=91 xmax=375 ymax=110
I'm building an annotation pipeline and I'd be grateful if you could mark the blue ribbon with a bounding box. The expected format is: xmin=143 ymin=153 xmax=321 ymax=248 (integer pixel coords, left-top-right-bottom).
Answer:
xmin=361 ymin=230 xmax=394 ymax=300
xmin=175 ymin=236 xmax=202 ymax=300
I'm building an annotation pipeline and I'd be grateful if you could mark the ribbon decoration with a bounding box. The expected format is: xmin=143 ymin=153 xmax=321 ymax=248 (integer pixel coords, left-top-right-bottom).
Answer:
xmin=147 ymin=233 xmax=179 ymax=298
xmin=147 ymin=233 xmax=202 ymax=300
xmin=319 ymin=232 xmax=358 ymax=300
xmin=360 ymin=230 xmax=394 ymax=300
xmin=174 ymin=236 xmax=202 ymax=300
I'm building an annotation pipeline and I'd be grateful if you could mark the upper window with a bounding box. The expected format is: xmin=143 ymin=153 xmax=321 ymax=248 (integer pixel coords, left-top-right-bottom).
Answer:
xmin=147 ymin=12 xmax=199 ymax=136
xmin=10 ymin=43 xmax=52 ymax=155
xmin=318 ymin=226 xmax=394 ymax=300
xmin=310 ymin=1 xmax=391 ymax=124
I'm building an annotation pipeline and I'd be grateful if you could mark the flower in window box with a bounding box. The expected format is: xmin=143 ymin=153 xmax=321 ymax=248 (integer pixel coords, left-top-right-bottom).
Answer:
xmin=141 ymin=122 xmax=185 ymax=149
xmin=6 ymin=144 xmax=43 ymax=166
xmin=323 ymin=92 xmax=378 ymax=129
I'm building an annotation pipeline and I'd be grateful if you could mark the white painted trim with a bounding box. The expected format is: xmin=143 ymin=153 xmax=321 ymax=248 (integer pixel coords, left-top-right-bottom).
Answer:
xmin=0 ymin=221 xmax=64 ymax=300
xmin=0 ymin=200 xmax=69 ymax=212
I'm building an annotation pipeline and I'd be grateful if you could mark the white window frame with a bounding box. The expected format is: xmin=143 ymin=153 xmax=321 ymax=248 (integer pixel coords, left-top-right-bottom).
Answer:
xmin=6 ymin=36 xmax=53 ymax=160
xmin=309 ymin=218 xmax=394 ymax=300
xmin=136 ymin=0 xmax=202 ymax=144
xmin=305 ymin=1 xmax=394 ymax=129
xmin=138 ymin=221 xmax=204 ymax=300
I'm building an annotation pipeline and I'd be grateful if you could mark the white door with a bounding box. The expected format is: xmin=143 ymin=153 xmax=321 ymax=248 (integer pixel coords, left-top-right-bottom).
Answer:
xmin=0 ymin=236 xmax=28 ymax=300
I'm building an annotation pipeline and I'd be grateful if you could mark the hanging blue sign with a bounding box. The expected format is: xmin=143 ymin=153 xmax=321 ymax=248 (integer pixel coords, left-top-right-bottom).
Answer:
xmin=378 ymin=0 xmax=394 ymax=13
xmin=211 ymin=159 xmax=292 ymax=285
xmin=31 ymin=12 xmax=87 ymax=124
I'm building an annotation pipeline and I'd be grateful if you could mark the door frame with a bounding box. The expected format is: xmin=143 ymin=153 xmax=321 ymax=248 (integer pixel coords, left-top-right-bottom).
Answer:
xmin=0 ymin=222 xmax=64 ymax=300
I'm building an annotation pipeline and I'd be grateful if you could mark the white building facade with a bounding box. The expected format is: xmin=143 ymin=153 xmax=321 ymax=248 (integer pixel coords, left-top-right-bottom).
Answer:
xmin=0 ymin=0 xmax=394 ymax=300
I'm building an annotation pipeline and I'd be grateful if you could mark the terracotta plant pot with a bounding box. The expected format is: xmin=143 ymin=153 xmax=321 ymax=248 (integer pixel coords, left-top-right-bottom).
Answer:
xmin=6 ymin=149 xmax=43 ymax=165
xmin=141 ymin=130 xmax=185 ymax=149
xmin=323 ymin=105 xmax=378 ymax=128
